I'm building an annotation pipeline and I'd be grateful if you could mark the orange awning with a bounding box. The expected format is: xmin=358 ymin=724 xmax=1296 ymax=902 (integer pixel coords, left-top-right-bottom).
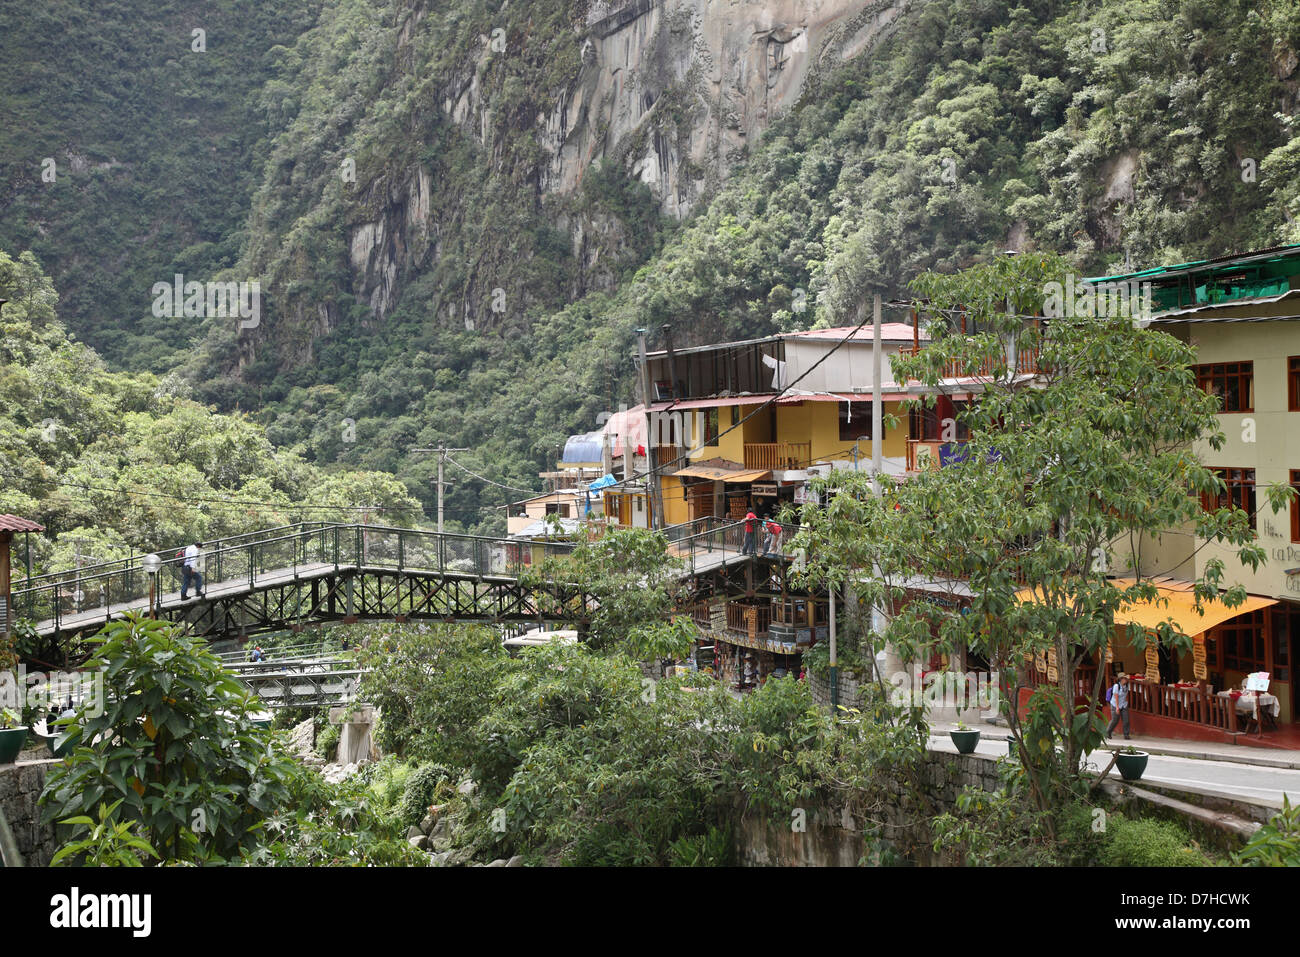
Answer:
xmin=1016 ymin=579 xmax=1278 ymax=637
xmin=672 ymin=466 xmax=772 ymax=483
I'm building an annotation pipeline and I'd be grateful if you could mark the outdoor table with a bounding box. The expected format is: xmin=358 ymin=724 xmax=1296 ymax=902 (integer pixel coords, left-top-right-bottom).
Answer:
xmin=1217 ymin=690 xmax=1280 ymax=733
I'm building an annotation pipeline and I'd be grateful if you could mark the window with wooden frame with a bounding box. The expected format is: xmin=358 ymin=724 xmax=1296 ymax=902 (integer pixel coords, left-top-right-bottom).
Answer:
xmin=1201 ymin=467 xmax=1257 ymax=530
xmin=1217 ymin=610 xmax=1268 ymax=673
xmin=700 ymin=408 xmax=719 ymax=446
xmin=1194 ymin=361 xmax=1254 ymax=413
xmin=1291 ymin=469 xmax=1300 ymax=543
xmin=1290 ymin=356 xmax=1300 ymax=412
xmin=909 ymin=401 xmax=970 ymax=442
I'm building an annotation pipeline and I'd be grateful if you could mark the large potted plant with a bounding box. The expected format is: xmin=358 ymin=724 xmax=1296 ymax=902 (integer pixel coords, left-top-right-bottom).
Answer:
xmin=949 ymin=720 xmax=981 ymax=754
xmin=0 ymin=707 xmax=28 ymax=764
xmin=1114 ymin=745 xmax=1149 ymax=782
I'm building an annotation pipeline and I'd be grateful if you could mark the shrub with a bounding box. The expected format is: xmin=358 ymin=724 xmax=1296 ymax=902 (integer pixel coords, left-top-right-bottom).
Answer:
xmin=40 ymin=615 xmax=296 ymax=863
xmin=1099 ymin=815 xmax=1208 ymax=867
xmin=396 ymin=763 xmax=457 ymax=828
xmin=316 ymin=722 xmax=341 ymax=762
xmin=1235 ymin=796 xmax=1300 ymax=866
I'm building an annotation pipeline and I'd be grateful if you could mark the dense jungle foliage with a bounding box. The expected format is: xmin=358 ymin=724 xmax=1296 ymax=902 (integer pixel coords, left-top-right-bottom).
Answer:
xmin=2 ymin=1 xmax=1297 ymax=536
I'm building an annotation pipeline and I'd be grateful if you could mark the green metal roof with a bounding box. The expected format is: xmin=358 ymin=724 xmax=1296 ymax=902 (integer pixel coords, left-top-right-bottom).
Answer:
xmin=1082 ymin=244 xmax=1300 ymax=312
xmin=1083 ymin=244 xmax=1300 ymax=285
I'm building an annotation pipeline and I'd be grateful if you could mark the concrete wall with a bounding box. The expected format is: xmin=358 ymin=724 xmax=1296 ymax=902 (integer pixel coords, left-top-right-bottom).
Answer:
xmin=0 ymin=758 xmax=57 ymax=866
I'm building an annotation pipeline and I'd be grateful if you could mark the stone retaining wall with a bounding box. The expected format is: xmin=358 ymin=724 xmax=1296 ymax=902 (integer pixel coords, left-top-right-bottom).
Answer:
xmin=0 ymin=758 xmax=57 ymax=866
xmin=807 ymin=667 xmax=869 ymax=711
xmin=736 ymin=749 xmax=1004 ymax=866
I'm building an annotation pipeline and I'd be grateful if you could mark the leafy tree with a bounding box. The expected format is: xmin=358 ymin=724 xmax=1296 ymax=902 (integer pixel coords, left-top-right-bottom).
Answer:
xmin=520 ymin=526 xmax=685 ymax=651
xmin=812 ymin=252 xmax=1292 ymax=817
xmin=40 ymin=615 xmax=298 ymax=863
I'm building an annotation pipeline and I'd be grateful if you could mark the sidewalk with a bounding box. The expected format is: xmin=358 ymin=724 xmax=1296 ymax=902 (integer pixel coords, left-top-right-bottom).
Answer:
xmin=928 ymin=720 xmax=1300 ymax=811
xmin=934 ymin=717 xmax=1300 ymax=770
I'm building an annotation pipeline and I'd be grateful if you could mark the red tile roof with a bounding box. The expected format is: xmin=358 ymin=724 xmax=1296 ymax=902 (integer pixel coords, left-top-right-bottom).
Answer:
xmin=0 ymin=515 xmax=45 ymax=532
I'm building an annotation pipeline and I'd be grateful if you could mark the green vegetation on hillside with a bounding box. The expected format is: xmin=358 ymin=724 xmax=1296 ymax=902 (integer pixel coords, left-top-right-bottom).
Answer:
xmin=0 ymin=0 xmax=323 ymax=370
xmin=209 ymin=0 xmax=1300 ymax=534
xmin=0 ymin=248 xmax=424 ymax=580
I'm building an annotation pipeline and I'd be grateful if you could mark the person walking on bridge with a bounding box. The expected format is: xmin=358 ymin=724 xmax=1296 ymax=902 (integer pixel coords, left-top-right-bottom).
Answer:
xmin=741 ymin=511 xmax=758 ymax=555
xmin=762 ymin=518 xmax=782 ymax=557
xmin=181 ymin=541 xmax=205 ymax=600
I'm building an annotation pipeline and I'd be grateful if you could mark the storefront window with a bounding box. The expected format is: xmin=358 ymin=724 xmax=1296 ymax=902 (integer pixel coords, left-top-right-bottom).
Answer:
xmin=1218 ymin=610 xmax=1267 ymax=672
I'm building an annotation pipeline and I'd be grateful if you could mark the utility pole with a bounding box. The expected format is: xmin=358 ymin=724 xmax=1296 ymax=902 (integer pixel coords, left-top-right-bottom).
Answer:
xmin=411 ymin=447 xmax=468 ymax=534
xmin=872 ymin=293 xmax=883 ymax=497
xmin=634 ymin=328 xmax=661 ymax=529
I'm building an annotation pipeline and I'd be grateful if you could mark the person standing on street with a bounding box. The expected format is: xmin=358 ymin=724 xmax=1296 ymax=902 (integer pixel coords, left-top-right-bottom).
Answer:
xmin=182 ymin=541 xmax=206 ymax=600
xmin=1106 ymin=671 xmax=1131 ymax=740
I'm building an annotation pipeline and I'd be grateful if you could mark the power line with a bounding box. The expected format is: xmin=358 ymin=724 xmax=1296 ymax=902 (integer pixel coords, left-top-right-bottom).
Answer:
xmin=0 ymin=471 xmax=454 ymax=516
xmin=442 ymin=454 xmax=540 ymax=496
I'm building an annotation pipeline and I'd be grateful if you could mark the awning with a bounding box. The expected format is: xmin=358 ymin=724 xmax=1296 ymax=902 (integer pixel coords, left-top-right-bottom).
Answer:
xmin=672 ymin=466 xmax=772 ymax=483
xmin=1111 ymin=581 xmax=1277 ymax=636
xmin=1015 ymin=579 xmax=1278 ymax=637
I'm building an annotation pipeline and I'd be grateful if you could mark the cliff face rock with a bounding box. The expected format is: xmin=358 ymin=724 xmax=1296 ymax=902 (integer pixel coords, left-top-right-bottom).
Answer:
xmin=237 ymin=0 xmax=909 ymax=369
xmin=491 ymin=0 xmax=908 ymax=219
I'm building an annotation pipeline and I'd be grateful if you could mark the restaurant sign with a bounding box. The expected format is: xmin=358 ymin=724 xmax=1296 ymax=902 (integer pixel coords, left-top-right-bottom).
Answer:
xmin=1144 ymin=644 xmax=1160 ymax=683
xmin=1192 ymin=635 xmax=1208 ymax=681
xmin=752 ymin=483 xmax=778 ymax=496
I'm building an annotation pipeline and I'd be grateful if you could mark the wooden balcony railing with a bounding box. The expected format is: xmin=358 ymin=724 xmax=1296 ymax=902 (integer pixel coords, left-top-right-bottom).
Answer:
xmin=653 ymin=445 xmax=683 ymax=471
xmin=1125 ymin=680 xmax=1239 ymax=733
xmin=744 ymin=442 xmax=811 ymax=471
xmin=902 ymin=342 xmax=1042 ymax=379
xmin=726 ymin=601 xmax=771 ymax=640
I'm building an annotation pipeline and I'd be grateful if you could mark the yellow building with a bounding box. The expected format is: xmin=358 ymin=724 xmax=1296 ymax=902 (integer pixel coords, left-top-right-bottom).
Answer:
xmin=636 ymin=324 xmax=936 ymax=526
xmin=1096 ymin=245 xmax=1300 ymax=724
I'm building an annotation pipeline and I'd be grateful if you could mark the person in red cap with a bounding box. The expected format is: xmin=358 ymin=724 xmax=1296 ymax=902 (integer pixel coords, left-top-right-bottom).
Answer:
xmin=742 ymin=510 xmax=758 ymax=555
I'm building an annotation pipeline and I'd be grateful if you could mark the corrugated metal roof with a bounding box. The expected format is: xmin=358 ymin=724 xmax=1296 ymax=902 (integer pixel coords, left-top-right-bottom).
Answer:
xmin=1084 ymin=244 xmax=1300 ymax=284
xmin=0 ymin=515 xmax=44 ymax=532
xmin=782 ymin=323 xmax=928 ymax=343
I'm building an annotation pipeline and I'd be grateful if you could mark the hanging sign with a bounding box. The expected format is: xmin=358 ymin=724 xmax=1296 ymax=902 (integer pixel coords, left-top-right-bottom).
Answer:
xmin=710 ymin=600 xmax=727 ymax=633
xmin=1144 ymin=643 xmax=1160 ymax=683
xmin=751 ymin=483 xmax=778 ymax=496
xmin=1035 ymin=650 xmax=1047 ymax=675
xmin=1105 ymin=640 xmax=1114 ymax=664
xmin=1192 ymin=635 xmax=1208 ymax=680
xmin=1046 ymin=647 xmax=1059 ymax=683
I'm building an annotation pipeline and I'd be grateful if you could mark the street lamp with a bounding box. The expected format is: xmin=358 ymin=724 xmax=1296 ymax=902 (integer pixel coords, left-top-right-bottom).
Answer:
xmin=142 ymin=553 xmax=160 ymax=618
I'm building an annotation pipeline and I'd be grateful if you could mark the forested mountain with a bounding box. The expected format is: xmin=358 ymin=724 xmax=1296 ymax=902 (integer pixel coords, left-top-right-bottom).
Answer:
xmin=3 ymin=0 xmax=1299 ymax=539
xmin=0 ymin=249 xmax=422 ymax=576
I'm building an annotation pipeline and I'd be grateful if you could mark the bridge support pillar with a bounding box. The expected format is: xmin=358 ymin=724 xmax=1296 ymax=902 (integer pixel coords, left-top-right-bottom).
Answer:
xmin=331 ymin=703 xmax=376 ymax=766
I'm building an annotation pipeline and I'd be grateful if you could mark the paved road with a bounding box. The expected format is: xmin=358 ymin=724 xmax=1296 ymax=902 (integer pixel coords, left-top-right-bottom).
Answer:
xmin=928 ymin=732 xmax=1300 ymax=809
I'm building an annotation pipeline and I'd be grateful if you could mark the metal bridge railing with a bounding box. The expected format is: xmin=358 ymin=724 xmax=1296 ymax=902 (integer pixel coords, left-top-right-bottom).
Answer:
xmin=12 ymin=522 xmax=579 ymax=633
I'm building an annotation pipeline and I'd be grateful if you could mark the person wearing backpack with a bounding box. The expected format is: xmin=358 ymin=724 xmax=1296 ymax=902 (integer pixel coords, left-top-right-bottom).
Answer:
xmin=1105 ymin=671 xmax=1131 ymax=740
xmin=181 ymin=541 xmax=205 ymax=600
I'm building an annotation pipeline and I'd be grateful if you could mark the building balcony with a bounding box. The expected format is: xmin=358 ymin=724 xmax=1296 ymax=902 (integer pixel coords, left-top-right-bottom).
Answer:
xmin=744 ymin=441 xmax=811 ymax=471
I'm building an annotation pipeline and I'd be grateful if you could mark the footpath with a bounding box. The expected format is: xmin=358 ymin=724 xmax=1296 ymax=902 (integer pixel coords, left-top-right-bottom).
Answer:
xmin=927 ymin=719 xmax=1300 ymax=815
